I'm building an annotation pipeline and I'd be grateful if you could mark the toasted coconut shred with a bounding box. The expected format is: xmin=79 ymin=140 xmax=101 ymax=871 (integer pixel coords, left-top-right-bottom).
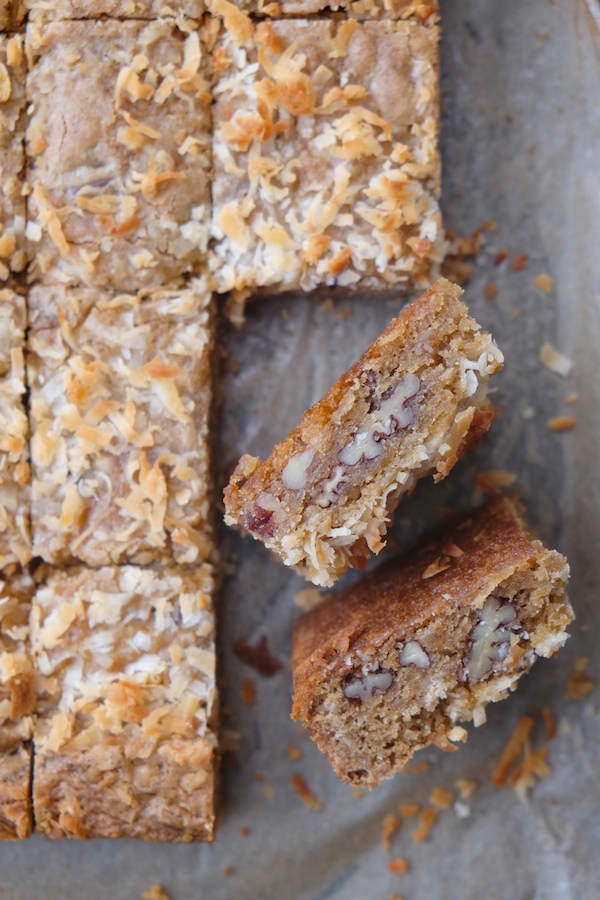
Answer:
xmin=210 ymin=16 xmax=446 ymax=295
xmin=27 ymin=280 xmax=215 ymax=567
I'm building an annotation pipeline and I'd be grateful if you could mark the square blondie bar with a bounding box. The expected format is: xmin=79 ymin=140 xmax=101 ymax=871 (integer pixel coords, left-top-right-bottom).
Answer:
xmin=31 ymin=563 xmax=218 ymax=841
xmin=211 ymin=13 xmax=444 ymax=295
xmin=28 ymin=281 xmax=215 ymax=567
xmin=292 ymin=496 xmax=573 ymax=788
xmin=0 ymin=291 xmax=30 ymax=571
xmin=0 ymin=35 xmax=27 ymax=284
xmin=0 ymin=567 xmax=36 ymax=839
xmin=224 ymin=280 xmax=502 ymax=586
xmin=26 ymin=18 xmax=212 ymax=292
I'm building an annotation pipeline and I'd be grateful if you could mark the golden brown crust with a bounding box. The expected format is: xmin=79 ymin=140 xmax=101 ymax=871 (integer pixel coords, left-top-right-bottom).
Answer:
xmin=224 ymin=279 xmax=503 ymax=586
xmin=292 ymin=497 xmax=573 ymax=787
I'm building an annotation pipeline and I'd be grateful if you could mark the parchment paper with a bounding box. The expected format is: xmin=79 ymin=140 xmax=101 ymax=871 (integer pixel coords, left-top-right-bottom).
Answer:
xmin=2 ymin=1 xmax=599 ymax=897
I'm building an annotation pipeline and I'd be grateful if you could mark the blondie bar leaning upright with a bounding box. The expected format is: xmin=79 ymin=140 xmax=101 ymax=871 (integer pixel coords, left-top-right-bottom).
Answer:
xmin=292 ymin=496 xmax=573 ymax=788
xmin=211 ymin=9 xmax=445 ymax=295
xmin=224 ymin=279 xmax=503 ymax=586
xmin=31 ymin=563 xmax=218 ymax=841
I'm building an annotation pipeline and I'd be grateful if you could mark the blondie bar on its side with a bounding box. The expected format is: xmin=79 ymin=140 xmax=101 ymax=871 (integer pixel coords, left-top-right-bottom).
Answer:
xmin=26 ymin=18 xmax=212 ymax=291
xmin=292 ymin=497 xmax=573 ymax=788
xmin=224 ymin=279 xmax=503 ymax=586
xmin=31 ymin=564 xmax=218 ymax=842
xmin=28 ymin=281 xmax=215 ymax=567
xmin=211 ymin=11 xmax=444 ymax=295
xmin=0 ymin=291 xmax=30 ymax=571
xmin=0 ymin=568 xmax=36 ymax=839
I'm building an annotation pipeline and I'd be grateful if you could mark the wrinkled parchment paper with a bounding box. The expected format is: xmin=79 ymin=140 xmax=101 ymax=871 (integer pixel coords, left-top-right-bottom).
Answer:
xmin=4 ymin=1 xmax=599 ymax=897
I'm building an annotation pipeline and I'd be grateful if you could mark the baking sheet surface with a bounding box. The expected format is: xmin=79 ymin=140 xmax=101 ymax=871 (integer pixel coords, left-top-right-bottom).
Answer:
xmin=3 ymin=1 xmax=600 ymax=897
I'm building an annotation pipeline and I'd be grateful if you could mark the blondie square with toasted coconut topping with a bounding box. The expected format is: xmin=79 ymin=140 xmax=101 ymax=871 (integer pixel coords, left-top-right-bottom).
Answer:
xmin=0 ymin=292 xmax=30 ymax=571
xmin=0 ymin=568 xmax=36 ymax=839
xmin=25 ymin=17 xmax=212 ymax=292
xmin=0 ymin=36 xmax=27 ymax=284
xmin=211 ymin=0 xmax=437 ymax=22
xmin=27 ymin=280 xmax=215 ymax=567
xmin=31 ymin=563 xmax=218 ymax=842
xmin=292 ymin=496 xmax=573 ymax=788
xmin=26 ymin=0 xmax=204 ymax=20
xmin=224 ymin=279 xmax=503 ymax=586
xmin=210 ymin=13 xmax=445 ymax=296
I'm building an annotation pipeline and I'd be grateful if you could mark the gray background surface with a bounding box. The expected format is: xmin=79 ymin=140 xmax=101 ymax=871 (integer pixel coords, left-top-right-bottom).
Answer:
xmin=3 ymin=1 xmax=599 ymax=897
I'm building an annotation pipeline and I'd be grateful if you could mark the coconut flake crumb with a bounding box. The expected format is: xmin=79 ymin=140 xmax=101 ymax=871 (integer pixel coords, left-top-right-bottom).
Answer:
xmin=291 ymin=773 xmax=322 ymax=811
xmin=411 ymin=808 xmax=437 ymax=843
xmin=534 ymin=273 xmax=554 ymax=293
xmin=547 ymin=416 xmax=576 ymax=433
xmin=539 ymin=342 xmax=573 ymax=377
xmin=491 ymin=715 xmax=533 ymax=787
xmin=566 ymin=659 xmax=595 ymax=700
xmin=381 ymin=813 xmax=401 ymax=849
xmin=141 ymin=887 xmax=171 ymax=900
xmin=429 ymin=787 xmax=453 ymax=809
xmin=387 ymin=858 xmax=409 ymax=875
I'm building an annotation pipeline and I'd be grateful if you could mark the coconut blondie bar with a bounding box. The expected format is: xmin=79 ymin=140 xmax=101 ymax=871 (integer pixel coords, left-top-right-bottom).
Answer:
xmin=224 ymin=279 xmax=502 ymax=586
xmin=0 ymin=291 xmax=30 ymax=571
xmin=209 ymin=0 xmax=438 ymax=22
xmin=292 ymin=496 xmax=573 ymax=788
xmin=0 ymin=35 xmax=27 ymax=284
xmin=27 ymin=0 xmax=204 ymax=19
xmin=0 ymin=567 xmax=35 ymax=839
xmin=211 ymin=12 xmax=445 ymax=295
xmin=25 ymin=17 xmax=212 ymax=292
xmin=31 ymin=563 xmax=218 ymax=841
xmin=27 ymin=281 xmax=215 ymax=567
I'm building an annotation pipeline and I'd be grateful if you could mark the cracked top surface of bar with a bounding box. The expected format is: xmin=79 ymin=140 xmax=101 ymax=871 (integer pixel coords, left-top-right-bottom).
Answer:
xmin=224 ymin=280 xmax=503 ymax=586
xmin=25 ymin=17 xmax=212 ymax=292
xmin=210 ymin=13 xmax=444 ymax=295
xmin=0 ymin=292 xmax=30 ymax=571
xmin=0 ymin=568 xmax=35 ymax=839
xmin=28 ymin=281 xmax=215 ymax=567
xmin=210 ymin=0 xmax=438 ymax=22
xmin=291 ymin=497 xmax=573 ymax=787
xmin=0 ymin=35 xmax=27 ymax=285
xmin=27 ymin=0 xmax=204 ymax=20
xmin=31 ymin=563 xmax=218 ymax=842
